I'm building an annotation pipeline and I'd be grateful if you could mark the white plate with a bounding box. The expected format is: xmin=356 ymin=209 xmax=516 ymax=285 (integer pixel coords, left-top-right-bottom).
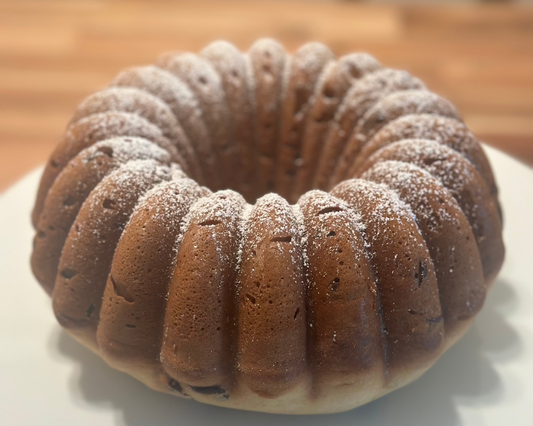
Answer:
xmin=1 ymin=145 xmax=532 ymax=426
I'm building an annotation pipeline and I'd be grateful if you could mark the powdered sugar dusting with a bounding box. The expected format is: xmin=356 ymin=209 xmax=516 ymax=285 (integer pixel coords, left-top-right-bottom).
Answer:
xmin=337 ymin=52 xmax=381 ymax=81
xmin=339 ymin=90 xmax=464 ymax=180
xmin=183 ymin=190 xmax=246 ymax=233
xmin=240 ymin=194 xmax=302 ymax=273
xmin=86 ymin=137 xmax=172 ymax=164
xmin=66 ymin=111 xmax=160 ymax=142
xmin=291 ymin=202 xmax=309 ymax=274
xmin=88 ymin=159 xmax=172 ymax=213
xmin=372 ymin=114 xmax=469 ymax=148
xmin=296 ymin=190 xmax=370 ymax=291
xmin=236 ymin=203 xmax=253 ymax=270
xmin=367 ymin=139 xmax=476 ymax=192
xmin=362 ymin=160 xmax=455 ymax=233
xmin=70 ymin=87 xmax=179 ymax=142
xmin=132 ymin=177 xmax=209 ymax=250
xmin=201 ymin=41 xmax=243 ymax=77
xmin=159 ymin=52 xmax=225 ymax=110
xmin=113 ymin=65 xmax=198 ymax=112
xmin=334 ymin=178 xmax=417 ymax=231
xmin=291 ymin=42 xmax=334 ymax=78
xmin=365 ymin=113 xmax=491 ymax=184
xmin=112 ymin=65 xmax=210 ymax=179
xmin=363 ymin=90 xmax=460 ymax=129
xmin=333 ymin=69 xmax=426 ymax=126
xmin=177 ymin=191 xmax=247 ymax=272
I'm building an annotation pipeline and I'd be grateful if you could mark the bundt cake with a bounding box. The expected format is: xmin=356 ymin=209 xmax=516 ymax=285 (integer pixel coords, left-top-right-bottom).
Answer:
xmin=30 ymin=39 xmax=505 ymax=414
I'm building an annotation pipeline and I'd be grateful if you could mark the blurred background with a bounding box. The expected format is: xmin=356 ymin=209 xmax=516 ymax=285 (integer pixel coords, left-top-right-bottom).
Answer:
xmin=0 ymin=0 xmax=532 ymax=192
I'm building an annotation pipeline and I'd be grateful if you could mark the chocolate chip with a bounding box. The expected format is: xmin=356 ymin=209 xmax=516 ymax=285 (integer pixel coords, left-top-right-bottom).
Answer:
xmin=63 ymin=195 xmax=77 ymax=207
xmin=167 ymin=379 xmax=183 ymax=393
xmin=86 ymin=304 xmax=95 ymax=318
xmin=330 ymin=277 xmax=340 ymax=291
xmin=190 ymin=385 xmax=226 ymax=395
xmin=60 ymin=268 xmax=77 ymax=280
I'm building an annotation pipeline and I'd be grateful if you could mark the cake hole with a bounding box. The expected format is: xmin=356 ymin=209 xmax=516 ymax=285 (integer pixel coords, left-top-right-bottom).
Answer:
xmin=38 ymin=231 xmax=46 ymax=239
xmin=271 ymin=235 xmax=292 ymax=243
xmin=110 ymin=275 xmax=134 ymax=303
xmin=373 ymin=113 xmax=385 ymax=124
xmin=323 ymin=86 xmax=336 ymax=99
xmin=60 ymin=268 xmax=77 ymax=280
xmin=199 ymin=219 xmax=221 ymax=226
xmin=198 ymin=76 xmax=208 ymax=85
xmin=348 ymin=63 xmax=362 ymax=79
xmin=315 ymin=113 xmax=331 ymax=123
xmin=327 ymin=231 xmax=336 ymax=237
xmin=97 ymin=146 xmax=114 ymax=157
xmin=293 ymin=307 xmax=300 ymax=320
xmin=245 ymin=293 xmax=256 ymax=304
xmin=86 ymin=304 xmax=95 ymax=318
xmin=331 ymin=277 xmax=340 ymax=291
xmin=50 ymin=159 xmax=59 ymax=168
xmin=103 ymin=198 xmax=116 ymax=210
xmin=125 ymin=324 xmax=136 ymax=328
xmin=318 ymin=206 xmax=342 ymax=215
xmin=63 ymin=195 xmax=77 ymax=207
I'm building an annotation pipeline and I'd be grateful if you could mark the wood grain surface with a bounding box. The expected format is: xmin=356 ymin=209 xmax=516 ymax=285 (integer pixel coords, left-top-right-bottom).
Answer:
xmin=1 ymin=0 xmax=532 ymax=193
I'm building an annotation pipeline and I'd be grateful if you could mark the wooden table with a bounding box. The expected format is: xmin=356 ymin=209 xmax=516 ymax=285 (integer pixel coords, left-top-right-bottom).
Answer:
xmin=1 ymin=0 xmax=532 ymax=192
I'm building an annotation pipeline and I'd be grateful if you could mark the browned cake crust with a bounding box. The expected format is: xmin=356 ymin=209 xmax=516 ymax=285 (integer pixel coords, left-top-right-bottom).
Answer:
xmin=30 ymin=40 xmax=504 ymax=414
